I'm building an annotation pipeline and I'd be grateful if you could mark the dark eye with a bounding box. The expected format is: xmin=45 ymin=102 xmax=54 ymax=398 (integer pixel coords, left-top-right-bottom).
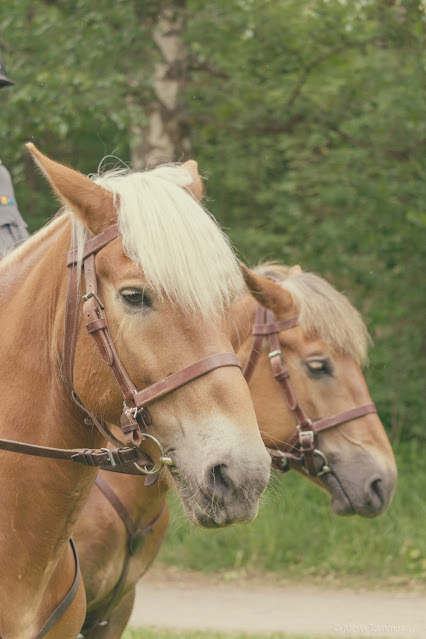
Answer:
xmin=121 ymin=289 xmax=151 ymax=308
xmin=306 ymin=358 xmax=333 ymax=377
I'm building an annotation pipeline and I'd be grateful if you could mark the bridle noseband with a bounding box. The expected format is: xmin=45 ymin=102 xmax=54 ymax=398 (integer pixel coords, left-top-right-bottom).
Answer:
xmin=243 ymin=304 xmax=377 ymax=477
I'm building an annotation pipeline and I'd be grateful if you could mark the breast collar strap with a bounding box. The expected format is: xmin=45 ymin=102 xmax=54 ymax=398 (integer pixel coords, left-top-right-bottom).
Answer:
xmin=244 ymin=304 xmax=376 ymax=477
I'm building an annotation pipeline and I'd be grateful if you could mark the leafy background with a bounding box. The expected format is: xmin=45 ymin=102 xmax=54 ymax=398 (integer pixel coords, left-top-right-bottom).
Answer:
xmin=1 ymin=0 xmax=424 ymax=443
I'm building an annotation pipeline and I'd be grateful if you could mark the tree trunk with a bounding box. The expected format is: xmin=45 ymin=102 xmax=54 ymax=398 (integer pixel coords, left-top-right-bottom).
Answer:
xmin=130 ymin=3 xmax=190 ymax=170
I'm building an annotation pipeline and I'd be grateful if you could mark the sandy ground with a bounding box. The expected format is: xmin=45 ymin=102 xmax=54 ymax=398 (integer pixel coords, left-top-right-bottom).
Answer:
xmin=129 ymin=569 xmax=425 ymax=638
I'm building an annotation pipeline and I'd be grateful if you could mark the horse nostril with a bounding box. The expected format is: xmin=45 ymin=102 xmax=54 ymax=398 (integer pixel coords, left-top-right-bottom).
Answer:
xmin=208 ymin=464 xmax=233 ymax=497
xmin=368 ymin=476 xmax=384 ymax=509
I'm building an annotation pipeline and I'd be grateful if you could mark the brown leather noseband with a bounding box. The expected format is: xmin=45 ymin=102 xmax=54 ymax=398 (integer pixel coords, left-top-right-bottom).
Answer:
xmin=244 ymin=304 xmax=376 ymax=477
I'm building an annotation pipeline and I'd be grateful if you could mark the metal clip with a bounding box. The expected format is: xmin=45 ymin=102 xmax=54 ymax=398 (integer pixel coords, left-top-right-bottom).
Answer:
xmin=100 ymin=448 xmax=116 ymax=468
xmin=82 ymin=291 xmax=104 ymax=309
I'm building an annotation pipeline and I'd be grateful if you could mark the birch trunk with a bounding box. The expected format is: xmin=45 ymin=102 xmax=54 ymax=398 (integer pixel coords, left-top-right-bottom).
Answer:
xmin=130 ymin=4 xmax=190 ymax=169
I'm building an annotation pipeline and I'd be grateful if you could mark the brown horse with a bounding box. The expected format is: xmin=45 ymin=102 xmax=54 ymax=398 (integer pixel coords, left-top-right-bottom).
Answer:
xmin=0 ymin=147 xmax=270 ymax=639
xmin=74 ymin=263 xmax=397 ymax=638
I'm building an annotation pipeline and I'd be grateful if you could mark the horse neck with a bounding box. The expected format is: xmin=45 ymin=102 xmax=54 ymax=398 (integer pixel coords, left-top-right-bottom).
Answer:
xmin=0 ymin=215 xmax=104 ymax=608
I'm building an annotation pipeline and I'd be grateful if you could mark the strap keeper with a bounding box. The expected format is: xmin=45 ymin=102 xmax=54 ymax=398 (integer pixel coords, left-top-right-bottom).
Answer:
xmin=275 ymin=370 xmax=290 ymax=382
xmin=86 ymin=318 xmax=108 ymax=334
xmin=70 ymin=450 xmax=95 ymax=466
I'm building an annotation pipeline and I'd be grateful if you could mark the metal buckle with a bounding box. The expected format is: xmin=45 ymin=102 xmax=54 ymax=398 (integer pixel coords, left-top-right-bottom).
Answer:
xmin=100 ymin=448 xmax=116 ymax=468
xmin=82 ymin=291 xmax=104 ymax=309
xmin=297 ymin=427 xmax=314 ymax=446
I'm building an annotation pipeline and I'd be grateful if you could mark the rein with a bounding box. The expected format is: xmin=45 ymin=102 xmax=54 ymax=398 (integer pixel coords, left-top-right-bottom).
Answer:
xmin=244 ymin=304 xmax=377 ymax=477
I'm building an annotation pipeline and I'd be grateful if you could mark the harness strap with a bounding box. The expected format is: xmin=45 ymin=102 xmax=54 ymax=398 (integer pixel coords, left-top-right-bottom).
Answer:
xmin=66 ymin=224 xmax=120 ymax=266
xmin=33 ymin=539 xmax=80 ymax=639
xmin=243 ymin=305 xmax=268 ymax=384
xmin=284 ymin=403 xmax=377 ymax=453
xmin=82 ymin=477 xmax=167 ymax=633
xmin=0 ymin=436 xmax=145 ymax=468
xmin=133 ymin=353 xmax=241 ymax=407
xmin=95 ymin=475 xmax=138 ymax=539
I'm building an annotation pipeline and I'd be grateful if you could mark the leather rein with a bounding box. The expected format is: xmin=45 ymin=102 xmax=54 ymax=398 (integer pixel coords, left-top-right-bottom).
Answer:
xmin=243 ymin=304 xmax=377 ymax=477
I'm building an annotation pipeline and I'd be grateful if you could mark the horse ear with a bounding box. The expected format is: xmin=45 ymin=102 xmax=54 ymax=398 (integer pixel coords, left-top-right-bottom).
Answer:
xmin=240 ymin=263 xmax=294 ymax=315
xmin=26 ymin=143 xmax=116 ymax=235
xmin=181 ymin=160 xmax=204 ymax=202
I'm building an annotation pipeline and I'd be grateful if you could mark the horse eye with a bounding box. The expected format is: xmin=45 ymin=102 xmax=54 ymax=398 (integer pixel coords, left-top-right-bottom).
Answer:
xmin=121 ymin=289 xmax=151 ymax=307
xmin=306 ymin=359 xmax=332 ymax=376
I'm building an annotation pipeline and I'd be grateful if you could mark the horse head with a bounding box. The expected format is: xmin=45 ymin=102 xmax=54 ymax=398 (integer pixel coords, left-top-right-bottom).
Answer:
xmin=27 ymin=145 xmax=271 ymax=528
xmin=233 ymin=264 xmax=397 ymax=517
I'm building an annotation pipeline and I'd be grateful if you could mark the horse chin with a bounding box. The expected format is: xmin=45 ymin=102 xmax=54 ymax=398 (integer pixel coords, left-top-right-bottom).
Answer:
xmin=171 ymin=470 xmax=259 ymax=528
xmin=320 ymin=472 xmax=355 ymax=516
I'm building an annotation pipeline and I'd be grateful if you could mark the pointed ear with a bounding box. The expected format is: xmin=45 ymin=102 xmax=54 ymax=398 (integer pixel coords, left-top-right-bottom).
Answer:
xmin=240 ymin=263 xmax=294 ymax=315
xmin=26 ymin=143 xmax=116 ymax=235
xmin=181 ymin=160 xmax=204 ymax=202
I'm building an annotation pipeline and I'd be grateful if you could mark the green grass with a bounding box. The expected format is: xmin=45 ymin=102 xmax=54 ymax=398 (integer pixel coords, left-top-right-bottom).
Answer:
xmin=157 ymin=443 xmax=426 ymax=584
xmin=123 ymin=629 xmax=385 ymax=639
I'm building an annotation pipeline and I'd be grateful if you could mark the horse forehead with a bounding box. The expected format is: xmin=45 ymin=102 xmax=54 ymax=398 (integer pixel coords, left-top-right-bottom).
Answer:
xmin=278 ymin=325 xmax=323 ymax=352
xmin=96 ymin=242 xmax=140 ymax=279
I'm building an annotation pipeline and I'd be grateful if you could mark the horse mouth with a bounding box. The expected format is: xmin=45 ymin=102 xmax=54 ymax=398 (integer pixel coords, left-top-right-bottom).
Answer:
xmin=170 ymin=468 xmax=257 ymax=528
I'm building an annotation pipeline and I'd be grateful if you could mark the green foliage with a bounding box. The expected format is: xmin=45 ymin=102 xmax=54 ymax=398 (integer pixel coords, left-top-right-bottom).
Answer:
xmin=159 ymin=445 xmax=426 ymax=583
xmin=1 ymin=0 xmax=424 ymax=440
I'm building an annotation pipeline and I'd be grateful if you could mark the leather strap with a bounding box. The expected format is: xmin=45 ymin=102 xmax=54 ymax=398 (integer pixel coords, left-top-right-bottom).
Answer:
xmin=67 ymin=224 xmax=120 ymax=266
xmin=82 ymin=477 xmax=167 ymax=632
xmin=253 ymin=316 xmax=299 ymax=335
xmin=133 ymin=353 xmax=241 ymax=407
xmin=33 ymin=539 xmax=80 ymax=639
xmin=95 ymin=475 xmax=137 ymax=539
xmin=243 ymin=305 xmax=268 ymax=384
xmin=0 ymin=437 xmax=144 ymax=468
xmin=284 ymin=403 xmax=377 ymax=453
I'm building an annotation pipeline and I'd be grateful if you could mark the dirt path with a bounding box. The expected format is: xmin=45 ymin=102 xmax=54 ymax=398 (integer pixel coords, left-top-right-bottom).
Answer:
xmin=129 ymin=569 xmax=425 ymax=638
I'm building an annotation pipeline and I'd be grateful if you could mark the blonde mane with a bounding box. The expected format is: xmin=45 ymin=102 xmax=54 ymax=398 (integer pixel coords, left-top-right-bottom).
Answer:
xmin=69 ymin=163 xmax=244 ymax=318
xmin=254 ymin=263 xmax=371 ymax=365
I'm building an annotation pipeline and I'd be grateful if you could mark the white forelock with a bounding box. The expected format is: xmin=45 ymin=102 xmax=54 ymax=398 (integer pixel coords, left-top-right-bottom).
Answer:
xmin=76 ymin=163 xmax=244 ymax=318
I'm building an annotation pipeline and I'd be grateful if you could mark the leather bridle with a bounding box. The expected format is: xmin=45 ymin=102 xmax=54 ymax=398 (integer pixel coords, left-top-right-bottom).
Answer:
xmin=243 ymin=304 xmax=377 ymax=477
